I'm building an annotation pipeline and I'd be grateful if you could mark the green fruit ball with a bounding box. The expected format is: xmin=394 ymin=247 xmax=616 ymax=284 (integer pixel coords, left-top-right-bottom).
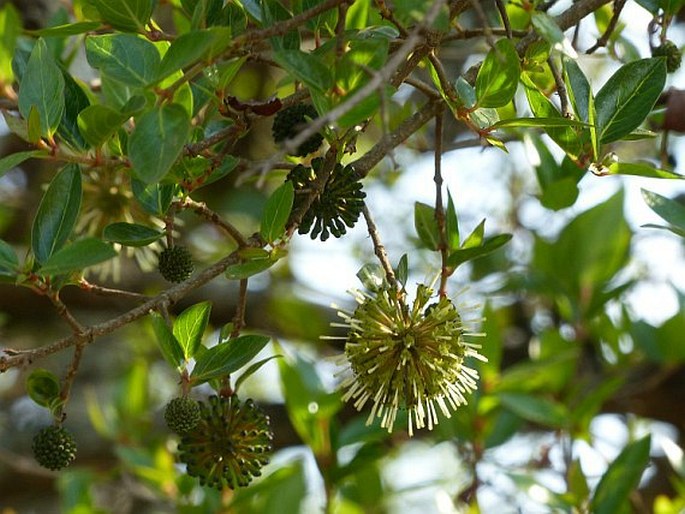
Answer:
xmin=164 ymin=396 xmax=201 ymax=434
xmin=158 ymin=246 xmax=194 ymax=283
xmin=32 ymin=425 xmax=77 ymax=471
xmin=653 ymin=40 xmax=682 ymax=73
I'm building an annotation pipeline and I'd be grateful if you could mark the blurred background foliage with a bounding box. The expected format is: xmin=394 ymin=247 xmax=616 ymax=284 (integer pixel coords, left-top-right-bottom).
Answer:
xmin=0 ymin=0 xmax=685 ymax=513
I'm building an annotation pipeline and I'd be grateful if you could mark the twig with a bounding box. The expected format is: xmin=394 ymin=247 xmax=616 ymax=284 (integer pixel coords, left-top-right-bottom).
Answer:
xmin=495 ymin=0 xmax=513 ymax=39
xmin=0 ymin=251 xmax=243 ymax=372
xmin=57 ymin=339 xmax=87 ymax=421
xmin=177 ymin=197 xmax=248 ymax=247
xmin=78 ymin=279 xmax=150 ymax=301
xmin=48 ymin=292 xmax=85 ymax=335
xmin=586 ymin=0 xmax=627 ymax=54
xmin=230 ymin=279 xmax=249 ymax=338
xmin=255 ymin=0 xmax=448 ymax=179
xmin=433 ymin=109 xmax=450 ymax=298
xmin=443 ymin=28 xmax=527 ymax=41
xmin=547 ymin=56 xmax=570 ymax=117
xmin=362 ymin=204 xmax=397 ymax=288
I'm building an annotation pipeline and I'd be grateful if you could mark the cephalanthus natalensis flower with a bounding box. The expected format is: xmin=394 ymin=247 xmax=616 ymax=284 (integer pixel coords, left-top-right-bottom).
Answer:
xmin=331 ymin=283 xmax=486 ymax=436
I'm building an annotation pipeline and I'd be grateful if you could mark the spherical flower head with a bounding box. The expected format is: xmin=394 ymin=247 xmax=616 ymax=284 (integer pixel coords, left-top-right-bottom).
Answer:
xmin=32 ymin=425 xmax=77 ymax=471
xmin=164 ymin=396 xmax=201 ymax=434
xmin=158 ymin=245 xmax=194 ymax=283
xmin=287 ymin=158 xmax=366 ymax=241
xmin=177 ymin=395 xmax=273 ymax=489
xmin=272 ymin=103 xmax=324 ymax=157
xmin=337 ymin=284 xmax=486 ymax=436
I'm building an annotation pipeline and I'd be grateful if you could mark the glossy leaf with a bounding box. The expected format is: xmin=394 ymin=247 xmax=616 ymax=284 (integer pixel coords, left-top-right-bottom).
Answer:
xmin=131 ymin=178 xmax=175 ymax=215
xmin=17 ymin=39 xmax=64 ymax=137
xmin=395 ymin=254 xmax=408 ymax=288
xmin=128 ymin=104 xmax=191 ymax=183
xmin=595 ymin=58 xmax=666 ymax=143
xmin=591 ymin=436 xmax=651 ymax=514
xmin=102 ymin=222 xmax=164 ymax=246
xmin=261 ymin=181 xmax=294 ymax=243
xmin=39 ymin=238 xmax=117 ymax=276
xmin=86 ymin=34 xmax=160 ymax=87
xmin=563 ymin=58 xmax=591 ymax=122
xmin=273 ymin=50 xmax=333 ymax=92
xmin=190 ymin=334 xmax=270 ymax=383
xmin=57 ymin=71 xmax=91 ymax=150
xmin=173 ymin=301 xmax=212 ymax=360
xmin=414 ymin=202 xmax=440 ymax=250
xmin=77 ymin=104 xmax=127 ymax=148
xmin=150 ymin=313 xmax=184 ymax=369
xmin=0 ymin=150 xmax=46 ymax=179
xmin=28 ymin=21 xmax=101 ymax=37
xmin=90 ymin=0 xmax=154 ymax=32
xmin=26 ymin=369 xmax=61 ymax=408
xmin=157 ymin=27 xmax=231 ymax=82
xmin=531 ymin=12 xmax=576 ymax=57
xmin=492 ymin=117 xmax=589 ymax=129
xmin=0 ymin=239 xmax=18 ymax=277
xmin=447 ymin=234 xmax=512 ymax=269
xmin=607 ymin=162 xmax=683 ymax=179
xmin=31 ymin=164 xmax=82 ymax=265
xmin=476 ymin=38 xmax=520 ymax=108
xmin=225 ymin=248 xmax=278 ymax=279
xmin=445 ymin=192 xmax=460 ymax=251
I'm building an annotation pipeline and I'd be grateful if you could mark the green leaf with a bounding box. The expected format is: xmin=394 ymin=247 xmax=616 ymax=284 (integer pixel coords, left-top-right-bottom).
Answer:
xmin=150 ymin=313 xmax=185 ymax=369
xmin=17 ymin=39 xmax=64 ymax=137
xmin=607 ymin=162 xmax=683 ymax=179
xmin=563 ymin=58 xmax=591 ymax=122
xmin=414 ymin=202 xmax=440 ymax=250
xmin=0 ymin=4 xmax=20 ymax=83
xmin=476 ymin=38 xmax=520 ymax=108
xmin=395 ymin=254 xmax=408 ymax=288
xmin=261 ymin=181 xmax=294 ymax=243
xmin=173 ymin=301 xmax=212 ymax=360
xmin=27 ymin=105 xmax=42 ymax=144
xmin=102 ymin=222 xmax=164 ymax=246
xmin=447 ymin=234 xmax=512 ymax=269
xmin=225 ymin=248 xmax=279 ymax=279
xmin=128 ymin=104 xmax=191 ymax=183
xmin=498 ymin=392 xmax=570 ymax=428
xmin=58 ymin=71 xmax=91 ymax=151
xmin=28 ymin=21 xmax=101 ymax=37
xmin=0 ymin=150 xmax=46 ymax=179
xmin=462 ymin=219 xmax=485 ymax=249
xmin=273 ymin=50 xmax=333 ymax=92
xmin=39 ymin=238 xmax=117 ymax=276
xmin=591 ymin=436 xmax=651 ymax=514
xmin=0 ymin=239 xmax=18 ymax=277
xmin=77 ymin=104 xmax=127 ymax=148
xmin=86 ymin=34 xmax=160 ymax=87
xmin=234 ymin=355 xmax=282 ymax=393
xmin=190 ymin=334 xmax=270 ymax=383
xmin=31 ymin=164 xmax=82 ymax=265
xmin=90 ymin=0 xmax=154 ymax=32
xmin=131 ymin=178 xmax=175 ymax=215
xmin=157 ymin=27 xmax=231 ymax=82
xmin=491 ymin=117 xmax=589 ymax=129
xmin=26 ymin=369 xmax=61 ymax=408
xmin=595 ymin=58 xmax=666 ymax=143
xmin=641 ymin=189 xmax=685 ymax=232
xmin=445 ymin=191 xmax=460 ymax=251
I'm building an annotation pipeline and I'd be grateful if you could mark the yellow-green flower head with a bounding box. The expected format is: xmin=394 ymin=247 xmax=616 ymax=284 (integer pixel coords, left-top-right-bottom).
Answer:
xmin=177 ymin=395 xmax=272 ymax=489
xmin=337 ymin=284 xmax=485 ymax=436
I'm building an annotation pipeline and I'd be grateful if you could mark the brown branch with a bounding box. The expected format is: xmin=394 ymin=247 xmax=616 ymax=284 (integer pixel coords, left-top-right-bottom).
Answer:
xmin=0 ymin=251 xmax=243 ymax=372
xmin=547 ymin=56 xmax=570 ymax=117
xmin=433 ymin=109 xmax=449 ymax=298
xmin=177 ymin=197 xmax=248 ymax=247
xmin=586 ymin=0 xmax=627 ymax=54
xmin=362 ymin=205 xmax=397 ymax=288
xmin=78 ymin=279 xmax=150 ymax=301
xmin=496 ymin=0 xmax=513 ymax=39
